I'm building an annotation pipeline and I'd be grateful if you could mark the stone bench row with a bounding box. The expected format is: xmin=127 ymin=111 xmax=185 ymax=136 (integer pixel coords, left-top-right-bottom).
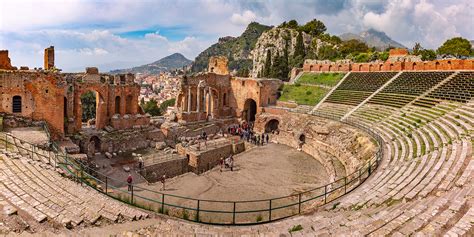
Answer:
xmin=0 ymin=149 xmax=148 ymax=228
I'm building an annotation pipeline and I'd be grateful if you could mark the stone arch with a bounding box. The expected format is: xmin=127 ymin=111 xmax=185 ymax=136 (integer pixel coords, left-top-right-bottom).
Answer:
xmin=338 ymin=64 xmax=342 ymax=71
xmin=369 ymin=64 xmax=373 ymax=72
xmin=78 ymin=89 xmax=104 ymax=129
xmin=115 ymin=96 xmax=121 ymax=114
xmin=447 ymin=61 xmax=452 ymax=69
xmin=328 ymin=65 xmax=333 ymax=71
xmin=358 ymin=64 xmax=363 ymax=71
xmin=309 ymin=65 xmax=314 ymax=71
xmin=126 ymin=95 xmax=133 ymax=114
xmin=379 ymin=64 xmax=383 ymax=71
xmin=412 ymin=62 xmax=417 ymax=70
xmin=265 ymin=119 xmax=279 ymax=133
xmin=12 ymin=95 xmax=22 ymax=113
xmin=319 ymin=65 xmax=323 ymax=71
xmin=243 ymin=98 xmax=257 ymax=122
xmin=299 ymin=134 xmax=306 ymax=143
xmin=89 ymin=135 xmax=101 ymax=153
xmin=435 ymin=61 xmax=440 ymax=70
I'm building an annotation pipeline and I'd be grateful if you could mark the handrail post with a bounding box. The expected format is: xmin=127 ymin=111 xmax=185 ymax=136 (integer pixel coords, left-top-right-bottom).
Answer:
xmin=105 ymin=176 xmax=108 ymax=194
xmin=298 ymin=193 xmax=302 ymax=214
xmin=344 ymin=176 xmax=347 ymax=194
xmin=161 ymin=194 xmax=165 ymax=214
xmin=324 ymin=185 xmax=327 ymax=204
xmin=368 ymin=160 xmax=372 ymax=175
xmin=269 ymin=199 xmax=272 ymax=221
xmin=232 ymin=202 xmax=236 ymax=224
xmin=196 ymin=200 xmax=200 ymax=222
xmin=131 ymin=185 xmax=134 ymax=204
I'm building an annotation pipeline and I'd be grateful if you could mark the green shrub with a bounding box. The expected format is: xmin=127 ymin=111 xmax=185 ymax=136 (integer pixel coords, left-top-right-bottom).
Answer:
xmin=256 ymin=214 xmax=263 ymax=222
xmin=289 ymin=224 xmax=303 ymax=233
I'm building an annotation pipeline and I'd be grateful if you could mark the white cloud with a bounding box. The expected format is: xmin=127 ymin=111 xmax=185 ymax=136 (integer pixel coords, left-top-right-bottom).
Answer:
xmin=231 ymin=10 xmax=257 ymax=25
xmin=0 ymin=0 xmax=472 ymax=71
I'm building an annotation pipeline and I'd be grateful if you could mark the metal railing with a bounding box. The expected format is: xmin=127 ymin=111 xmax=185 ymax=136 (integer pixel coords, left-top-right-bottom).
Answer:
xmin=0 ymin=112 xmax=384 ymax=225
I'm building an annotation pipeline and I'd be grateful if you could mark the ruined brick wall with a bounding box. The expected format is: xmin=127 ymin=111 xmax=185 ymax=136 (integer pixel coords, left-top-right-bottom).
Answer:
xmin=44 ymin=46 xmax=54 ymax=70
xmin=303 ymin=59 xmax=474 ymax=72
xmin=208 ymin=56 xmax=229 ymax=75
xmin=0 ymin=51 xmax=13 ymax=70
xmin=229 ymin=77 xmax=282 ymax=120
xmin=0 ymin=71 xmax=66 ymax=135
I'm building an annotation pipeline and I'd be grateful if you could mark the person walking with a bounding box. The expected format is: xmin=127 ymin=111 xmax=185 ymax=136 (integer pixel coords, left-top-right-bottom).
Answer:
xmin=161 ymin=175 xmax=166 ymax=191
xmin=127 ymin=174 xmax=133 ymax=191
xmin=266 ymin=134 xmax=269 ymax=144
xmin=138 ymin=156 xmax=144 ymax=170
xmin=220 ymin=157 xmax=224 ymax=172
xmin=261 ymin=134 xmax=265 ymax=145
xmin=229 ymin=155 xmax=234 ymax=171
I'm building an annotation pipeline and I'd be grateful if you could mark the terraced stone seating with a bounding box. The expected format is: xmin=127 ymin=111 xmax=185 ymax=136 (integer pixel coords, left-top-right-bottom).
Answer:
xmin=368 ymin=71 xmax=453 ymax=108
xmin=0 ymin=141 xmax=148 ymax=228
xmin=414 ymin=71 xmax=474 ymax=107
xmin=324 ymin=72 xmax=397 ymax=106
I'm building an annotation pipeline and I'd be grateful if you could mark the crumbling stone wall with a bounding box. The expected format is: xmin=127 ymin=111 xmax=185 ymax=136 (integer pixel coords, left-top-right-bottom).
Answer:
xmin=254 ymin=109 xmax=376 ymax=178
xmin=44 ymin=46 xmax=54 ymax=70
xmin=0 ymin=50 xmax=13 ymax=70
xmin=0 ymin=47 xmax=149 ymax=137
xmin=208 ymin=56 xmax=229 ymax=75
xmin=175 ymin=58 xmax=282 ymax=123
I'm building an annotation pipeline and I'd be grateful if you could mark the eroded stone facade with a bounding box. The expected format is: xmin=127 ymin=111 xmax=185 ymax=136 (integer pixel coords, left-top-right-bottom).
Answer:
xmin=303 ymin=48 xmax=474 ymax=72
xmin=175 ymin=58 xmax=282 ymax=123
xmin=0 ymin=47 xmax=149 ymax=137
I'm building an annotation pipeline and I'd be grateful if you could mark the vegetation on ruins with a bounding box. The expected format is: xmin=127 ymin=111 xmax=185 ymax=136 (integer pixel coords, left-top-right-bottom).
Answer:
xmin=192 ymin=22 xmax=272 ymax=73
xmin=80 ymin=91 xmax=96 ymax=122
xmin=437 ymin=37 xmax=473 ymax=57
xmin=140 ymin=98 xmax=161 ymax=116
xmin=159 ymin=98 xmax=176 ymax=112
xmin=297 ymin=73 xmax=345 ymax=87
xmin=278 ymin=84 xmax=329 ymax=105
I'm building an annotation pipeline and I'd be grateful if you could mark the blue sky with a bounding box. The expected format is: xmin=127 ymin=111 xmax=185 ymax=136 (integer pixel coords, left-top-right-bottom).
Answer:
xmin=0 ymin=0 xmax=472 ymax=72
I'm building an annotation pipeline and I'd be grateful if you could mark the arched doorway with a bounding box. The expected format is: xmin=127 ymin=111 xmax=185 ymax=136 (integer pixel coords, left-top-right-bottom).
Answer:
xmin=265 ymin=119 xmax=279 ymax=133
xmin=89 ymin=136 xmax=101 ymax=154
xmin=243 ymin=99 xmax=257 ymax=122
xmin=12 ymin=95 xmax=22 ymax=113
xmin=299 ymin=134 xmax=306 ymax=143
xmin=126 ymin=95 xmax=133 ymax=114
xmin=115 ymin=96 xmax=121 ymax=114
xmin=80 ymin=90 xmax=98 ymax=128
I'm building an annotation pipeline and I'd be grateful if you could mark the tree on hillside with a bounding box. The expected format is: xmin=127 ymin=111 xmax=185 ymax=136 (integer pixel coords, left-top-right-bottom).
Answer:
xmin=142 ymin=99 xmax=161 ymax=116
xmin=263 ymin=49 xmax=272 ymax=77
xmin=299 ymin=19 xmax=327 ymax=37
xmin=340 ymin=39 xmax=369 ymax=57
xmin=413 ymin=42 xmax=422 ymax=55
xmin=159 ymin=98 xmax=176 ymax=113
xmin=437 ymin=37 xmax=472 ymax=57
xmin=270 ymin=51 xmax=281 ymax=78
xmin=291 ymin=31 xmax=306 ymax=68
xmin=81 ymin=91 xmax=96 ymax=122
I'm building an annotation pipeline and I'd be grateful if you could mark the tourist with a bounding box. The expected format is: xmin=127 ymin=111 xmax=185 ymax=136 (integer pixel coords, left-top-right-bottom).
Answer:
xmin=266 ymin=134 xmax=269 ymax=144
xmin=127 ymin=174 xmax=133 ymax=191
xmin=256 ymin=136 xmax=260 ymax=146
xmin=161 ymin=175 xmax=166 ymax=191
xmin=219 ymin=157 xmax=224 ymax=172
xmin=138 ymin=156 xmax=144 ymax=170
xmin=261 ymin=134 xmax=265 ymax=145
xmin=229 ymin=155 xmax=234 ymax=171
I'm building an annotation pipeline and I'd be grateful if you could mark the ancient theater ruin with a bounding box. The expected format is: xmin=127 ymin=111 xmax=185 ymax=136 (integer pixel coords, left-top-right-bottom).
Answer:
xmin=0 ymin=44 xmax=473 ymax=236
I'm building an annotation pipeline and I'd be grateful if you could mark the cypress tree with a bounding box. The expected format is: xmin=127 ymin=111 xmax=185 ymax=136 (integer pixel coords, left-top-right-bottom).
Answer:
xmin=294 ymin=31 xmax=305 ymax=58
xmin=263 ymin=49 xmax=272 ymax=77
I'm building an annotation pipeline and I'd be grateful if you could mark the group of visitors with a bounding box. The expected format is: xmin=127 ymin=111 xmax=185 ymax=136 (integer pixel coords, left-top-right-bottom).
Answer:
xmin=220 ymin=155 xmax=234 ymax=172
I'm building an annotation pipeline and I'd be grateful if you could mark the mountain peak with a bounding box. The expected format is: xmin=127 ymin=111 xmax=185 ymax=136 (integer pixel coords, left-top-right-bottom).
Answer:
xmin=110 ymin=53 xmax=192 ymax=74
xmin=340 ymin=29 xmax=406 ymax=50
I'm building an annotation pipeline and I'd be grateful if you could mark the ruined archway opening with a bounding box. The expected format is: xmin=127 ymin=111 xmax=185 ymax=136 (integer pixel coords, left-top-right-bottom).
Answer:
xmin=89 ymin=136 xmax=101 ymax=154
xmin=81 ymin=90 xmax=97 ymax=129
xmin=299 ymin=134 xmax=306 ymax=143
xmin=115 ymin=96 xmax=121 ymax=115
xmin=12 ymin=95 xmax=22 ymax=113
xmin=243 ymin=99 xmax=257 ymax=122
xmin=265 ymin=119 xmax=279 ymax=133
xmin=126 ymin=95 xmax=133 ymax=114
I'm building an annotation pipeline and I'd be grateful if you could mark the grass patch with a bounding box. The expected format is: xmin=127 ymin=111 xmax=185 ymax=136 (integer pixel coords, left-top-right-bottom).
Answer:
xmin=288 ymin=224 xmax=303 ymax=233
xmin=298 ymin=72 xmax=345 ymax=86
xmin=278 ymin=84 xmax=329 ymax=106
